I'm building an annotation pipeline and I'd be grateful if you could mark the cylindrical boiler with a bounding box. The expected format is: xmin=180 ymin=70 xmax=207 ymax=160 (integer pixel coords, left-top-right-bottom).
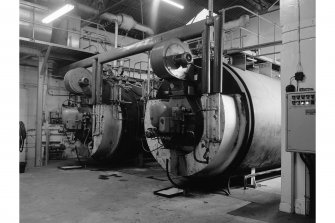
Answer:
xmin=63 ymin=67 xmax=146 ymax=162
xmin=91 ymin=80 xmax=145 ymax=162
xmin=144 ymin=39 xmax=281 ymax=178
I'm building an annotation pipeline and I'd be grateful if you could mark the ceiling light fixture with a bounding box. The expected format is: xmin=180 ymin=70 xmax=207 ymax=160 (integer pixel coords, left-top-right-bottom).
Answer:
xmin=42 ymin=4 xmax=74 ymax=24
xmin=162 ymin=0 xmax=184 ymax=10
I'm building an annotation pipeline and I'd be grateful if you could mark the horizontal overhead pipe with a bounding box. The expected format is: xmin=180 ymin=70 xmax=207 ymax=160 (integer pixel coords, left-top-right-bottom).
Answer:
xmin=57 ymin=19 xmax=206 ymax=76
xmin=224 ymin=40 xmax=282 ymax=54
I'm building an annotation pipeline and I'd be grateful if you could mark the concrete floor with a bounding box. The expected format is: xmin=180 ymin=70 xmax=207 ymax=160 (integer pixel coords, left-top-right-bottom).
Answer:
xmin=20 ymin=161 xmax=315 ymax=223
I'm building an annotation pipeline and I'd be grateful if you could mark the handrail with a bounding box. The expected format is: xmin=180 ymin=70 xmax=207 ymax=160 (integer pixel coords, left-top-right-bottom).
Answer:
xmin=133 ymin=61 xmax=148 ymax=79
xmin=20 ymin=1 xmax=113 ymax=50
xmin=220 ymin=5 xmax=280 ymax=54
xmin=220 ymin=5 xmax=281 ymax=29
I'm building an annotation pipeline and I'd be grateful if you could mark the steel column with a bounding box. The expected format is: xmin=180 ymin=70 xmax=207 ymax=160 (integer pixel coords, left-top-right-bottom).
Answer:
xmin=35 ymin=57 xmax=44 ymax=166
xmin=35 ymin=46 xmax=51 ymax=167
xmin=213 ymin=14 xmax=223 ymax=93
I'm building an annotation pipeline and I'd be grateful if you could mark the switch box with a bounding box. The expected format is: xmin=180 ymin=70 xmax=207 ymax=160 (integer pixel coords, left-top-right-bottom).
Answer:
xmin=286 ymin=92 xmax=315 ymax=153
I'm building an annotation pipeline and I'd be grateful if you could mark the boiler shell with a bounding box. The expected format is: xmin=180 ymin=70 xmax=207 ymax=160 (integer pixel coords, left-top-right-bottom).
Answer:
xmin=145 ymin=64 xmax=281 ymax=177
xmin=91 ymin=83 xmax=144 ymax=162
xmin=231 ymin=66 xmax=281 ymax=170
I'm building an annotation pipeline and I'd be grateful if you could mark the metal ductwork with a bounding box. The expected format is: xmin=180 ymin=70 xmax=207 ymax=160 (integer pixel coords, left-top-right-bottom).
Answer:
xmin=20 ymin=1 xmax=53 ymax=42
xmin=20 ymin=1 xmax=80 ymax=47
xmin=74 ymin=2 xmax=154 ymax=35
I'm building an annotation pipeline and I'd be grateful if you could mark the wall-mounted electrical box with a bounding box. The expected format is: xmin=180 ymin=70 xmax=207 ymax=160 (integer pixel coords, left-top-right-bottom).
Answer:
xmin=286 ymin=92 xmax=315 ymax=153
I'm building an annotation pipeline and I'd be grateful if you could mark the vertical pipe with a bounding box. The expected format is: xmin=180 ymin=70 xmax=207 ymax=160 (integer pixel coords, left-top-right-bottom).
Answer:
xmin=32 ymin=7 xmax=35 ymax=40
xmin=140 ymin=0 xmax=145 ymax=40
xmin=240 ymin=28 xmax=242 ymax=48
xmin=257 ymin=15 xmax=260 ymax=54
xmin=114 ymin=21 xmax=119 ymax=67
xmin=35 ymin=56 xmax=45 ymax=167
xmin=147 ymin=52 xmax=151 ymax=97
xmin=207 ymin=0 xmax=214 ymax=94
xmin=43 ymin=67 xmax=49 ymax=166
xmin=208 ymin=0 xmax=213 ymax=17
xmin=91 ymin=59 xmax=97 ymax=104
xmin=96 ymin=61 xmax=102 ymax=104
xmin=274 ymin=24 xmax=276 ymax=61
xmin=201 ymin=28 xmax=210 ymax=94
xmin=222 ymin=9 xmax=226 ymax=93
xmin=213 ymin=14 xmax=223 ymax=93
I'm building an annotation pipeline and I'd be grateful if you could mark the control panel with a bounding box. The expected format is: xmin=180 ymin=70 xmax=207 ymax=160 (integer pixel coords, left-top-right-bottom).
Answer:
xmin=286 ymin=92 xmax=315 ymax=153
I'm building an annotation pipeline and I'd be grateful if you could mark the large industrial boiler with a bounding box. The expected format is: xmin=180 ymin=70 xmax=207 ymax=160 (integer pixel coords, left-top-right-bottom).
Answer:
xmin=144 ymin=37 xmax=281 ymax=181
xmin=62 ymin=66 xmax=146 ymax=162
xmin=58 ymin=12 xmax=281 ymax=180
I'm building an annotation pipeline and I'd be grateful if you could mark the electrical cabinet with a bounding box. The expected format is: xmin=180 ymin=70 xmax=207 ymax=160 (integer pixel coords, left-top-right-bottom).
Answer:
xmin=286 ymin=92 xmax=315 ymax=153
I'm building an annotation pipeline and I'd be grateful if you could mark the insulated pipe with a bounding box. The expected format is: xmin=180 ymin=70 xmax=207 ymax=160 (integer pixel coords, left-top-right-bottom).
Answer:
xmin=57 ymin=20 xmax=206 ymax=75
xmin=74 ymin=2 xmax=154 ymax=35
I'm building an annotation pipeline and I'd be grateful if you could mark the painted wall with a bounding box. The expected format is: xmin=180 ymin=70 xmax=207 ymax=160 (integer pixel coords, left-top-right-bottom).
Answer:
xmin=20 ymin=65 xmax=69 ymax=168
xmin=279 ymin=0 xmax=315 ymax=215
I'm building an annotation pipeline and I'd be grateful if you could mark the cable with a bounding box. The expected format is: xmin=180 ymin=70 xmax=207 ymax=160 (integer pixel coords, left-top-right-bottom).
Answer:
xmin=83 ymin=128 xmax=91 ymax=146
xmin=74 ymin=145 xmax=82 ymax=166
xmin=191 ymin=63 xmax=202 ymax=69
xmin=296 ymin=0 xmax=303 ymax=73
xmin=165 ymin=159 xmax=186 ymax=189
xmin=193 ymin=146 xmax=209 ymax=164
xmin=140 ymin=138 xmax=164 ymax=153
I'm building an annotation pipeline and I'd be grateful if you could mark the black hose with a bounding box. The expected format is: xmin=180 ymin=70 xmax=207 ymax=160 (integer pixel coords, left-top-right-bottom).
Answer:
xmin=74 ymin=145 xmax=83 ymax=166
xmin=165 ymin=159 xmax=186 ymax=190
xmin=193 ymin=146 xmax=209 ymax=164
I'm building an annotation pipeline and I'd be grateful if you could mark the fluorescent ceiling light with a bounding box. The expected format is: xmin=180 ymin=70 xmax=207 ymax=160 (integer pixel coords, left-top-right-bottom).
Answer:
xmin=42 ymin=4 xmax=74 ymax=24
xmin=162 ymin=0 xmax=184 ymax=9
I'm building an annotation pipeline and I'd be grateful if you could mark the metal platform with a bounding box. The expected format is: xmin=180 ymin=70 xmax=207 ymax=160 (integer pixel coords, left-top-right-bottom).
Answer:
xmin=20 ymin=37 xmax=96 ymax=72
